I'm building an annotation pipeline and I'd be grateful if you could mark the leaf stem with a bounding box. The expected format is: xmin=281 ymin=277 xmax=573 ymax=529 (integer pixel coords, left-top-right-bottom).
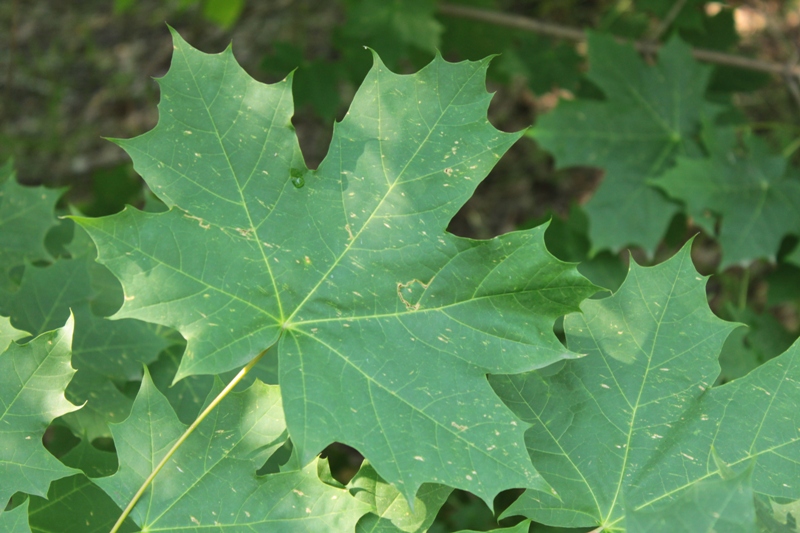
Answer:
xmin=109 ymin=347 xmax=274 ymax=533
xmin=783 ymin=136 xmax=800 ymax=159
xmin=738 ymin=267 xmax=750 ymax=311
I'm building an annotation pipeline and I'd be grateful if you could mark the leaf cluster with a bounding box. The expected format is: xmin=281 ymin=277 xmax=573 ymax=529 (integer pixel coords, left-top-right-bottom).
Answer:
xmin=3 ymin=2 xmax=800 ymax=532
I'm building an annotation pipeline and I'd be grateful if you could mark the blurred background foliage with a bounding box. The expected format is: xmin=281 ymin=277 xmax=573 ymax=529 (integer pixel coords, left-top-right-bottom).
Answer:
xmin=2 ymin=0 xmax=800 ymax=530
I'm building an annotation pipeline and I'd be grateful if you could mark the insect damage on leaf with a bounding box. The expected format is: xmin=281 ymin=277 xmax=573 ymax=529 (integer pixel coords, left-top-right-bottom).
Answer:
xmin=396 ymin=277 xmax=433 ymax=311
xmin=75 ymin=29 xmax=599 ymax=503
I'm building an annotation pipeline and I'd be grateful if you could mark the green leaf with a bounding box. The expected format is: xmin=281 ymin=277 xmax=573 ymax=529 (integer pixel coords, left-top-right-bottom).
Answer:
xmin=530 ymin=34 xmax=712 ymax=254
xmin=26 ymin=440 xmax=138 ymax=533
xmin=0 ymin=317 xmax=80 ymax=506
xmin=76 ymin=31 xmax=598 ymax=501
xmin=439 ymin=0 xmax=512 ymax=60
xmin=717 ymin=307 xmax=797 ymax=383
xmin=0 ymin=166 xmax=62 ymax=293
xmin=149 ymin=344 xmax=215 ymax=423
xmin=498 ymin=243 xmax=800 ymax=530
xmin=493 ymin=34 xmax=581 ymax=95
xmin=0 ymin=316 xmax=28 ymax=352
xmin=7 ymin=256 xmax=92 ymax=335
xmin=4 ymin=245 xmax=172 ymax=439
xmin=654 ymin=129 xmax=800 ymax=268
xmin=148 ymin=342 xmax=279 ymax=425
xmin=637 ymin=0 xmax=706 ymax=32
xmin=349 ymin=461 xmax=452 ymax=533
xmin=454 ymin=519 xmax=532 ymax=533
xmin=759 ymin=495 xmax=800 ymax=531
xmin=0 ymin=500 xmax=31 ymax=533
xmin=340 ymin=0 xmax=441 ymax=67
xmin=95 ymin=371 xmax=370 ymax=531
xmin=201 ymin=0 xmax=245 ymax=29
xmin=625 ymin=459 xmax=757 ymax=532
xmin=261 ymin=42 xmax=343 ymax=120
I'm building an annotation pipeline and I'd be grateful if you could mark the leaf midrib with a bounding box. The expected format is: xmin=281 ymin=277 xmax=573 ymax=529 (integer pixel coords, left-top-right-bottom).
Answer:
xmin=178 ymin=44 xmax=288 ymax=322
xmin=601 ymin=252 xmax=687 ymax=524
xmin=283 ymin=62 xmax=487 ymax=327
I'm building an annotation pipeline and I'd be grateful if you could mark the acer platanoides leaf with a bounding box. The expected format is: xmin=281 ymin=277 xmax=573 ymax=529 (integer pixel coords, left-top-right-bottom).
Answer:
xmin=530 ymin=34 xmax=713 ymax=255
xmin=75 ymin=30 xmax=598 ymax=501
xmin=654 ymin=127 xmax=800 ymax=269
xmin=0 ymin=163 xmax=62 ymax=295
xmin=95 ymin=371 xmax=369 ymax=531
xmin=495 ymin=243 xmax=800 ymax=530
xmin=0 ymin=316 xmax=80 ymax=509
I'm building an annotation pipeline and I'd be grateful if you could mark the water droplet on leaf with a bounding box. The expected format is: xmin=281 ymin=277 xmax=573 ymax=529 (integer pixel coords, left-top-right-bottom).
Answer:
xmin=290 ymin=168 xmax=306 ymax=188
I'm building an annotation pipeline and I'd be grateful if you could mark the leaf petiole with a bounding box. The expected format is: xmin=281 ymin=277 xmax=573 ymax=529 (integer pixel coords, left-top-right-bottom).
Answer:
xmin=108 ymin=344 xmax=276 ymax=533
xmin=738 ymin=267 xmax=750 ymax=310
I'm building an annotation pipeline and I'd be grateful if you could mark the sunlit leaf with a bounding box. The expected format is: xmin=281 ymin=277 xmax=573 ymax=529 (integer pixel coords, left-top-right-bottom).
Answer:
xmin=95 ymin=372 xmax=370 ymax=531
xmin=76 ymin=30 xmax=598 ymax=502
xmin=0 ymin=317 xmax=80 ymax=507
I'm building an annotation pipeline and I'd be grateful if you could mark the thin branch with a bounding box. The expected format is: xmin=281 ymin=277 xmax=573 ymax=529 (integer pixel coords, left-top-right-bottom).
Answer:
xmin=108 ymin=346 xmax=275 ymax=533
xmin=651 ymin=0 xmax=690 ymax=42
xmin=436 ymin=3 xmax=800 ymax=80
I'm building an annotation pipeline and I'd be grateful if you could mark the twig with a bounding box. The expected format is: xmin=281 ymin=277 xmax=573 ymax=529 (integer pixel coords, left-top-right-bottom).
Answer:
xmin=438 ymin=3 xmax=584 ymax=42
xmin=436 ymin=3 xmax=800 ymax=81
xmin=651 ymin=0 xmax=690 ymax=42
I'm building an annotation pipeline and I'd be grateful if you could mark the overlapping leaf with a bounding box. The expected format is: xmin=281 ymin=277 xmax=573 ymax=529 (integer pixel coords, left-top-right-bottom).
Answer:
xmin=349 ymin=461 xmax=451 ymax=533
xmin=3 ymin=228 xmax=172 ymax=439
xmin=95 ymin=372 xmax=370 ymax=531
xmin=0 ymin=316 xmax=27 ymax=351
xmin=0 ymin=317 xmax=80 ymax=510
xmin=625 ymin=462 xmax=756 ymax=532
xmin=25 ymin=440 xmax=137 ymax=533
xmin=655 ymin=128 xmax=800 ymax=268
xmin=0 ymin=162 xmax=62 ymax=294
xmin=455 ymin=520 xmax=532 ymax=533
xmin=494 ymin=244 xmax=800 ymax=531
xmin=0 ymin=500 xmax=30 ymax=533
xmin=530 ymin=34 xmax=713 ymax=254
xmin=76 ymin=30 xmax=597 ymax=501
xmin=340 ymin=0 xmax=441 ymax=67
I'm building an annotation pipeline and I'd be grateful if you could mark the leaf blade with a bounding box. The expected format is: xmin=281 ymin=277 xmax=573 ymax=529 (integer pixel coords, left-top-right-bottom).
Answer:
xmin=0 ymin=317 xmax=80 ymax=504
xmin=77 ymin=31 xmax=599 ymax=502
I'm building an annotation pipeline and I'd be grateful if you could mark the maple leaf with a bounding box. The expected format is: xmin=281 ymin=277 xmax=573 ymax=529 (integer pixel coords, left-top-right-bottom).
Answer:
xmin=0 ymin=161 xmax=62 ymax=295
xmin=625 ymin=461 xmax=757 ymax=532
xmin=4 ymin=227 xmax=172 ymax=439
xmin=0 ymin=315 xmax=27 ymax=351
xmin=0 ymin=500 xmax=29 ymax=533
xmin=493 ymin=243 xmax=800 ymax=531
xmin=0 ymin=316 xmax=80 ymax=511
xmin=24 ymin=440 xmax=137 ymax=533
xmin=530 ymin=33 xmax=714 ymax=255
xmin=340 ymin=0 xmax=441 ymax=67
xmin=94 ymin=372 xmax=370 ymax=531
xmin=654 ymin=127 xmax=800 ymax=268
xmin=75 ymin=30 xmax=598 ymax=501
xmin=348 ymin=461 xmax=451 ymax=533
